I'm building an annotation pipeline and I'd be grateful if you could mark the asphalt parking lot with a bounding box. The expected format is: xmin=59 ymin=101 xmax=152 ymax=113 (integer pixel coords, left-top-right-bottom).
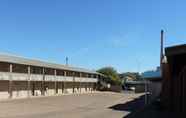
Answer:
xmin=0 ymin=92 xmax=144 ymax=118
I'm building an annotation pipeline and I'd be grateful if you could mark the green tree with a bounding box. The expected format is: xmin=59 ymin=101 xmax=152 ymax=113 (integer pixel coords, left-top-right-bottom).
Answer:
xmin=97 ymin=67 xmax=121 ymax=85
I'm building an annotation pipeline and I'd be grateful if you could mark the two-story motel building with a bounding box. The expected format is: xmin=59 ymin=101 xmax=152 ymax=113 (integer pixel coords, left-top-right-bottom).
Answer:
xmin=0 ymin=54 xmax=100 ymax=100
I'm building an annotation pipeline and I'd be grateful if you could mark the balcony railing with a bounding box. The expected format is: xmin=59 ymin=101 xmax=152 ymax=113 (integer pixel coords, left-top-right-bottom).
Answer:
xmin=0 ymin=72 xmax=9 ymax=80
xmin=0 ymin=72 xmax=98 ymax=82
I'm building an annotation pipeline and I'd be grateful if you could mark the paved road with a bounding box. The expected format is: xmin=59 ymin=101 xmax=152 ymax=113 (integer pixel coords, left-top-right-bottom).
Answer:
xmin=0 ymin=92 xmax=144 ymax=118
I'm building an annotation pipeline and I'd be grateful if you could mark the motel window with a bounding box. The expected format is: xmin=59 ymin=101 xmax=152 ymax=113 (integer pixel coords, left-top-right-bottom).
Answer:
xmin=81 ymin=73 xmax=85 ymax=77
xmin=0 ymin=62 xmax=10 ymax=72
xmin=66 ymin=71 xmax=74 ymax=77
xmin=12 ymin=64 xmax=28 ymax=73
xmin=66 ymin=71 xmax=70 ymax=76
xmin=93 ymin=74 xmax=97 ymax=78
xmin=30 ymin=66 xmax=43 ymax=74
xmin=74 ymin=72 xmax=80 ymax=77
xmin=56 ymin=69 xmax=64 ymax=76
xmin=81 ymin=73 xmax=88 ymax=78
xmin=45 ymin=68 xmax=55 ymax=75
xmin=88 ymin=74 xmax=92 ymax=78
xmin=98 ymin=75 xmax=101 ymax=79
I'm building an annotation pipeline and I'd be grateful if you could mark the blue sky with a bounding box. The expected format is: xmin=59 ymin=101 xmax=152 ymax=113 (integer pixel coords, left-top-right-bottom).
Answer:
xmin=0 ymin=0 xmax=186 ymax=73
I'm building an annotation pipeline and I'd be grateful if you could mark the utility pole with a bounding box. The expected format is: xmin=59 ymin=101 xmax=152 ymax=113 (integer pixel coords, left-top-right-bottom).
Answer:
xmin=145 ymin=30 xmax=165 ymax=105
xmin=160 ymin=30 xmax=164 ymax=72
xmin=66 ymin=57 xmax=68 ymax=66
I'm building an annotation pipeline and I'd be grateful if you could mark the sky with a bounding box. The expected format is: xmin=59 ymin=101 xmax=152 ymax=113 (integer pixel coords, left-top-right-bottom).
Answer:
xmin=0 ymin=0 xmax=186 ymax=73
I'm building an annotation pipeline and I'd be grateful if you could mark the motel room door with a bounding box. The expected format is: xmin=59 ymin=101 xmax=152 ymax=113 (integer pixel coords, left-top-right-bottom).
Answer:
xmin=31 ymin=82 xmax=35 ymax=96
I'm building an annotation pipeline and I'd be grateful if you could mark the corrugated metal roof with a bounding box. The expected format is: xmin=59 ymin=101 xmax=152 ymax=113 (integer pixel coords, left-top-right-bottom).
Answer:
xmin=142 ymin=70 xmax=161 ymax=79
xmin=141 ymin=66 xmax=162 ymax=79
xmin=0 ymin=53 xmax=98 ymax=74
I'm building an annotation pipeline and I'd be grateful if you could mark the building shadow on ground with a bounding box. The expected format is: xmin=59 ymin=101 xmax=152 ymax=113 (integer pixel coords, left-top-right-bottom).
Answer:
xmin=109 ymin=95 xmax=145 ymax=114
xmin=109 ymin=94 xmax=178 ymax=118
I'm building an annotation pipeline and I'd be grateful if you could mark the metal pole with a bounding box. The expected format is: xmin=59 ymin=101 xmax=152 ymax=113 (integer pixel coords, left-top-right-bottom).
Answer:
xmin=66 ymin=57 xmax=68 ymax=66
xmin=160 ymin=30 xmax=164 ymax=73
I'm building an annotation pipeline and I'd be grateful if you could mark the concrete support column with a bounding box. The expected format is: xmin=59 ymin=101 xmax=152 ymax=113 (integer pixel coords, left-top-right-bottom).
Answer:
xmin=73 ymin=72 xmax=75 ymax=93
xmin=86 ymin=74 xmax=89 ymax=91
xmin=63 ymin=71 xmax=66 ymax=93
xmin=9 ymin=64 xmax=13 ymax=98
xmin=27 ymin=66 xmax=31 ymax=97
xmin=80 ymin=73 xmax=82 ymax=93
xmin=96 ymin=75 xmax=99 ymax=90
xmin=91 ymin=75 xmax=94 ymax=92
xmin=54 ymin=69 xmax=57 ymax=94
xmin=61 ymin=82 xmax=64 ymax=94
xmin=42 ymin=68 xmax=45 ymax=96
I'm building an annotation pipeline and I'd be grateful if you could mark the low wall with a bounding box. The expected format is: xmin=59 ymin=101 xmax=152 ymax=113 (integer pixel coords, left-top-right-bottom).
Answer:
xmin=135 ymin=85 xmax=145 ymax=93
xmin=108 ymin=85 xmax=122 ymax=92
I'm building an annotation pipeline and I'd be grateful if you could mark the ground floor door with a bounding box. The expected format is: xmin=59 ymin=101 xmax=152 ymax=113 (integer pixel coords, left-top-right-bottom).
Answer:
xmin=31 ymin=82 xmax=35 ymax=96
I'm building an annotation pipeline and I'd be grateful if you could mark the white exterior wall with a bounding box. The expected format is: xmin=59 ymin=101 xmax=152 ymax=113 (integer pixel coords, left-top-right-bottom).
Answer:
xmin=46 ymin=89 xmax=55 ymax=96
xmin=66 ymin=88 xmax=73 ymax=94
xmin=58 ymin=89 xmax=63 ymax=94
xmin=81 ymin=88 xmax=87 ymax=93
xmin=74 ymin=88 xmax=80 ymax=93
xmin=34 ymin=90 xmax=42 ymax=96
xmin=0 ymin=92 xmax=9 ymax=99
xmin=12 ymin=90 xmax=28 ymax=98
